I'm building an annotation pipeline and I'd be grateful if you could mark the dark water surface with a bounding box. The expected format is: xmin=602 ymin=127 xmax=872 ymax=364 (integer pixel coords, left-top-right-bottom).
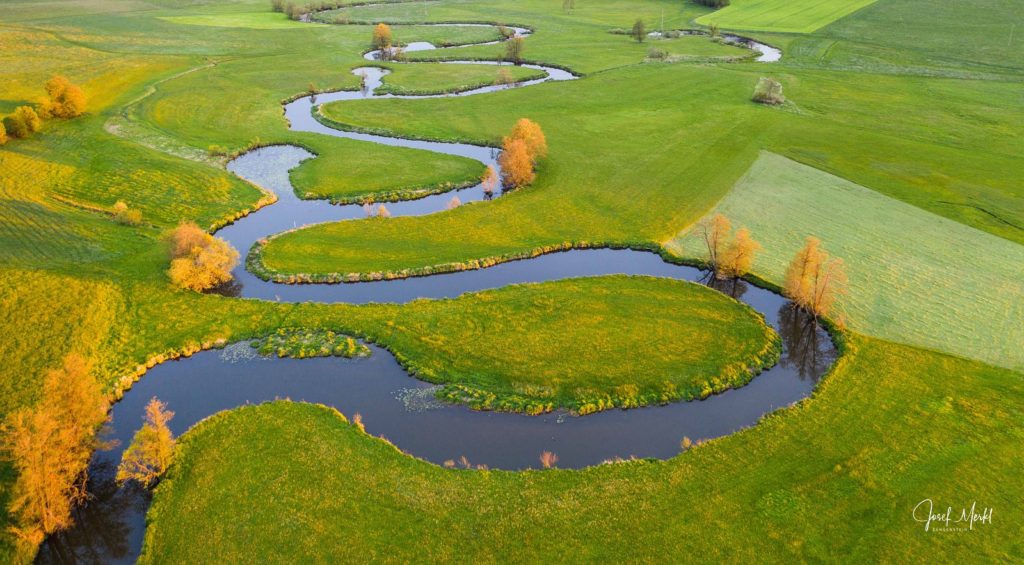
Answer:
xmin=39 ymin=19 xmax=791 ymax=565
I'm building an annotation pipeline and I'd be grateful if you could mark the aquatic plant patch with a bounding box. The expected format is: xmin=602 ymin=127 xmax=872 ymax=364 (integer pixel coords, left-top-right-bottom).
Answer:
xmin=250 ymin=328 xmax=370 ymax=359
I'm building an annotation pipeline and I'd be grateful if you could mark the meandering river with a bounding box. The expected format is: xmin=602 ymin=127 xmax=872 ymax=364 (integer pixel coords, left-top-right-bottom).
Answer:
xmin=39 ymin=19 xmax=802 ymax=564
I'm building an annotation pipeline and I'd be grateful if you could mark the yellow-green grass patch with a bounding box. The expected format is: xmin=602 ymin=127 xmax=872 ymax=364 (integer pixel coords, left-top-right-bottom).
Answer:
xmin=696 ymin=0 xmax=879 ymax=34
xmin=668 ymin=152 xmax=1024 ymax=371
xmin=159 ymin=13 xmax=312 ymax=30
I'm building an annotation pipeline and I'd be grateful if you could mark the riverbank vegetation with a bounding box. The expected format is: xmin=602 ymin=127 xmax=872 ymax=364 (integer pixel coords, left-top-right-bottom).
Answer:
xmin=250 ymin=328 xmax=369 ymax=359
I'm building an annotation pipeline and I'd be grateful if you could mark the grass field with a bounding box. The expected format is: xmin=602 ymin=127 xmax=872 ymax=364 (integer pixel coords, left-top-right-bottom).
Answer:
xmin=695 ymin=0 xmax=879 ymax=34
xmin=288 ymin=136 xmax=485 ymax=203
xmin=359 ymin=276 xmax=780 ymax=412
xmin=783 ymin=0 xmax=1024 ymax=77
xmin=668 ymin=152 xmax=1024 ymax=371
xmin=141 ymin=334 xmax=1024 ymax=561
xmin=0 ymin=0 xmax=1022 ymax=561
xmin=259 ymin=61 xmax=1023 ymax=277
xmin=375 ymin=63 xmax=545 ymax=95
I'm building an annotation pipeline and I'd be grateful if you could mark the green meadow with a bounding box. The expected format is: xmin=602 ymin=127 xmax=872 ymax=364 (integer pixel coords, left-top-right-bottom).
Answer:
xmin=363 ymin=276 xmax=781 ymax=413
xmin=0 ymin=0 xmax=1021 ymax=562
xmin=695 ymin=0 xmax=880 ymax=34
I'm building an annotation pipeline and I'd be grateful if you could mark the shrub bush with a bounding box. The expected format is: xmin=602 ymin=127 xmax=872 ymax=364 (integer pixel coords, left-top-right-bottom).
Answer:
xmin=112 ymin=201 xmax=143 ymax=226
xmin=167 ymin=222 xmax=239 ymax=291
xmin=2 ymin=114 xmax=29 ymax=138
xmin=751 ymin=77 xmax=785 ymax=105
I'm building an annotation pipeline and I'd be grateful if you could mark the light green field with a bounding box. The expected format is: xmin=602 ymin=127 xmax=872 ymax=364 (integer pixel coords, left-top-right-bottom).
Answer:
xmin=667 ymin=152 xmax=1024 ymax=371
xmin=783 ymin=0 xmax=1024 ymax=77
xmin=376 ymin=63 xmax=545 ymax=95
xmin=696 ymin=0 xmax=879 ymax=34
xmin=289 ymin=137 xmax=485 ymax=203
xmin=160 ymin=12 xmax=310 ymax=29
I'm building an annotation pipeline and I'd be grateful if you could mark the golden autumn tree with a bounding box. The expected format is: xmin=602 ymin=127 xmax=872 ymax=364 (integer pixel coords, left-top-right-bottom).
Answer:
xmin=1 ymin=354 xmax=109 ymax=544
xmin=167 ymin=222 xmax=239 ymax=291
xmin=42 ymin=75 xmax=87 ymax=119
xmin=505 ymin=36 xmax=525 ymax=65
xmin=15 ymin=106 xmax=41 ymax=133
xmin=508 ymin=118 xmax=547 ymax=162
xmin=498 ymin=137 xmax=535 ymax=188
xmin=784 ymin=236 xmax=847 ymax=319
xmin=117 ymin=397 xmax=176 ymax=488
xmin=3 ymin=114 xmax=28 ymax=139
xmin=719 ymin=227 xmax=761 ymax=279
xmin=0 ymin=121 xmax=7 ymax=145
xmin=693 ymin=213 xmax=732 ymax=273
xmin=372 ymin=23 xmax=393 ymax=53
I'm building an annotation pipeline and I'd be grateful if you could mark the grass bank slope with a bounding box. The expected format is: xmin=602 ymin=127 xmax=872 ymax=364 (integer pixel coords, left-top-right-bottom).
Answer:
xmin=668 ymin=152 xmax=1024 ymax=371
xmin=141 ymin=335 xmax=1024 ymax=562
xmin=696 ymin=0 xmax=879 ymax=34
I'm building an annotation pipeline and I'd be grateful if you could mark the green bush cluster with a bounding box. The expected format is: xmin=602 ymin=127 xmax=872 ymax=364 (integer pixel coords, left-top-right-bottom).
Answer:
xmin=250 ymin=328 xmax=370 ymax=359
xmin=751 ymin=77 xmax=785 ymax=105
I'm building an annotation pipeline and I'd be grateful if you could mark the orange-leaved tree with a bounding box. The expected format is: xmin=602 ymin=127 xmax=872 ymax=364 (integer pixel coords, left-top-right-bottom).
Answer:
xmin=498 ymin=138 xmax=535 ymax=188
xmin=508 ymin=117 xmax=547 ymax=162
xmin=497 ymin=118 xmax=547 ymax=189
xmin=693 ymin=213 xmax=732 ymax=272
xmin=719 ymin=227 xmax=761 ymax=279
xmin=167 ymin=222 xmax=239 ymax=291
xmin=117 ymin=397 xmax=176 ymax=488
xmin=15 ymin=106 xmax=41 ymax=133
xmin=784 ymin=236 xmax=847 ymax=319
xmin=42 ymin=75 xmax=86 ymax=119
xmin=0 ymin=354 xmax=109 ymax=544
xmin=693 ymin=213 xmax=761 ymax=279
xmin=372 ymin=23 xmax=393 ymax=52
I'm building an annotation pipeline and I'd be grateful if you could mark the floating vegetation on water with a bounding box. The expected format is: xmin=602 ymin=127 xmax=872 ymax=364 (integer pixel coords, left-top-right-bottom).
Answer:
xmin=219 ymin=342 xmax=263 ymax=364
xmin=395 ymin=385 xmax=447 ymax=412
xmin=250 ymin=328 xmax=370 ymax=359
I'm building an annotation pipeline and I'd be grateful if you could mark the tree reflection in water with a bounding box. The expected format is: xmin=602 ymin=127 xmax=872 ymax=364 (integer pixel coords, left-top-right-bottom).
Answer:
xmin=777 ymin=304 xmax=835 ymax=381
xmin=699 ymin=270 xmax=749 ymax=301
xmin=36 ymin=460 xmax=148 ymax=565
